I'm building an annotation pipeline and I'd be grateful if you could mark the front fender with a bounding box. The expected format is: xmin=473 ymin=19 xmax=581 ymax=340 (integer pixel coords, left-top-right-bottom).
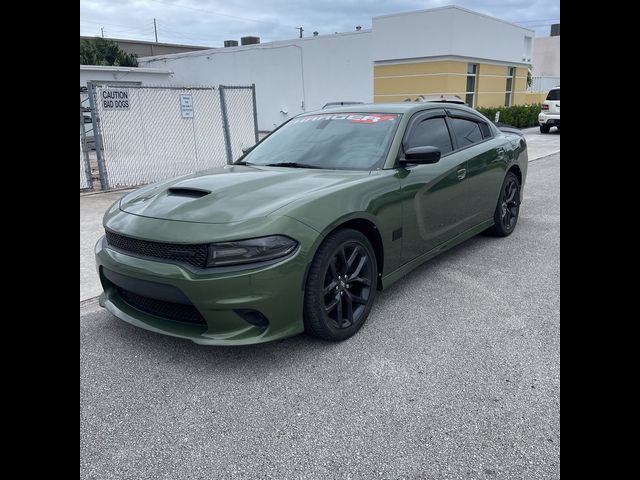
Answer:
xmin=273 ymin=170 xmax=404 ymax=278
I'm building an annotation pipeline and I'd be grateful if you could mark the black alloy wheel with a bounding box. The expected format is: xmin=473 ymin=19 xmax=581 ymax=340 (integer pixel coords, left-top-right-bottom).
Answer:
xmin=488 ymin=172 xmax=521 ymax=237
xmin=304 ymin=229 xmax=377 ymax=341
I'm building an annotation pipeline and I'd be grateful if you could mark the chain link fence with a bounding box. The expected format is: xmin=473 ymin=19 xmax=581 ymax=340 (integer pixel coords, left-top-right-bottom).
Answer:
xmin=220 ymin=85 xmax=259 ymax=160
xmin=80 ymin=138 xmax=91 ymax=190
xmin=528 ymin=76 xmax=560 ymax=93
xmin=80 ymin=90 xmax=93 ymax=190
xmin=81 ymin=83 xmax=258 ymax=190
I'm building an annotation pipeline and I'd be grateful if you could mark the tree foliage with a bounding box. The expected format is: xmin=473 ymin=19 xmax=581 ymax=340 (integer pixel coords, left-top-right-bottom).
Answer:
xmin=80 ymin=37 xmax=138 ymax=67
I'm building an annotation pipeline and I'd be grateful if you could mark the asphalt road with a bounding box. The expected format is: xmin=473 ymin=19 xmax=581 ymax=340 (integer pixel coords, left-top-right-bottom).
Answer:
xmin=80 ymin=153 xmax=560 ymax=480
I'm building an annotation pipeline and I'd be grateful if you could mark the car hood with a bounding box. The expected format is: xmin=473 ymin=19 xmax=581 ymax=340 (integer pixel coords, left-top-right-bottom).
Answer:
xmin=119 ymin=165 xmax=371 ymax=224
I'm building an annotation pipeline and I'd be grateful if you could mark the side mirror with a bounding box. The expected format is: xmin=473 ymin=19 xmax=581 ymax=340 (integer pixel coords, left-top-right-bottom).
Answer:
xmin=400 ymin=146 xmax=441 ymax=165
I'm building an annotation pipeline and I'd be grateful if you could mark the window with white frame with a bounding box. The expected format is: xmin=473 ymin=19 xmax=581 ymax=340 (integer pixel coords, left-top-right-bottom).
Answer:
xmin=505 ymin=66 xmax=515 ymax=107
xmin=466 ymin=63 xmax=478 ymax=108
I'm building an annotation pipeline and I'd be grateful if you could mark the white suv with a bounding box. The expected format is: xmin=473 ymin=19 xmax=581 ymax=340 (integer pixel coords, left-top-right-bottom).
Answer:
xmin=539 ymin=86 xmax=560 ymax=133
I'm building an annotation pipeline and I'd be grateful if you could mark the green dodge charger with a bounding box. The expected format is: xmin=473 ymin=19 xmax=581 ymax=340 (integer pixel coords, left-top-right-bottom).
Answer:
xmin=96 ymin=103 xmax=527 ymax=345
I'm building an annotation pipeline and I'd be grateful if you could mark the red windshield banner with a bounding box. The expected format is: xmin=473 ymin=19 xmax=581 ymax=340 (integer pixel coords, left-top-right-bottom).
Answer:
xmin=290 ymin=113 xmax=399 ymax=125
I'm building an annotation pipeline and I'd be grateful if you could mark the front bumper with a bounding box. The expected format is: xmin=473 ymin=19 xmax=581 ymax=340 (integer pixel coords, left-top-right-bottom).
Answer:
xmin=95 ymin=217 xmax=321 ymax=345
xmin=539 ymin=112 xmax=560 ymax=126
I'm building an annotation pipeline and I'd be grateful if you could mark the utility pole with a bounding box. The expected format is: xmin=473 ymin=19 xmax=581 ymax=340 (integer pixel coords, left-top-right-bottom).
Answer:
xmin=153 ymin=18 xmax=158 ymax=42
xmin=297 ymin=26 xmax=303 ymax=38
xmin=101 ymin=27 xmax=104 ymax=38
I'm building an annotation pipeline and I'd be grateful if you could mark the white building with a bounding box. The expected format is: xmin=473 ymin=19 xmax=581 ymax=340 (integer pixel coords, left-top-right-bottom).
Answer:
xmin=530 ymin=36 xmax=560 ymax=93
xmin=80 ymin=65 xmax=174 ymax=87
xmin=139 ymin=5 xmax=535 ymax=131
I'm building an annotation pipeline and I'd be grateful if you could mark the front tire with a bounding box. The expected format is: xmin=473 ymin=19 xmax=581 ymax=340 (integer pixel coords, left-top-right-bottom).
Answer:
xmin=488 ymin=172 xmax=521 ymax=237
xmin=540 ymin=124 xmax=551 ymax=134
xmin=304 ymin=229 xmax=377 ymax=341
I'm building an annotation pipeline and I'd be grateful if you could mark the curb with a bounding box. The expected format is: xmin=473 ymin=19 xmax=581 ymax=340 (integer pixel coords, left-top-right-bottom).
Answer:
xmin=528 ymin=150 xmax=560 ymax=163
xmin=80 ymin=295 xmax=101 ymax=314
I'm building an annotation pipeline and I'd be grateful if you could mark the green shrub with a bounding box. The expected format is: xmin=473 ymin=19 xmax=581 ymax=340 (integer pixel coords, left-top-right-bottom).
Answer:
xmin=476 ymin=104 xmax=542 ymax=129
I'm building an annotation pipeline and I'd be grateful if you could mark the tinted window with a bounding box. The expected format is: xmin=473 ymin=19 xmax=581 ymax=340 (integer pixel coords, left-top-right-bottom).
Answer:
xmin=243 ymin=112 xmax=401 ymax=170
xmin=479 ymin=122 xmax=492 ymax=138
xmin=450 ymin=118 xmax=483 ymax=148
xmin=406 ymin=117 xmax=453 ymax=154
xmin=546 ymin=89 xmax=560 ymax=101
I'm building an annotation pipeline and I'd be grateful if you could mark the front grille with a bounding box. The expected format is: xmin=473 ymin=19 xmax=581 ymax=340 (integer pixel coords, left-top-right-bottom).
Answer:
xmin=118 ymin=288 xmax=207 ymax=326
xmin=106 ymin=231 xmax=208 ymax=268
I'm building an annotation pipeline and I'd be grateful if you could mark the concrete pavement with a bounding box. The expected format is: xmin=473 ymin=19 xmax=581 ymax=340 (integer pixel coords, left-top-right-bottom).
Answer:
xmin=81 ymin=153 xmax=560 ymax=479
xmin=80 ymin=189 xmax=132 ymax=301
xmin=520 ymin=126 xmax=560 ymax=160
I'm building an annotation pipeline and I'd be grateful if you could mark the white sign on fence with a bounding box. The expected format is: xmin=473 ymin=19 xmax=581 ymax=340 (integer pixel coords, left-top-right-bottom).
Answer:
xmin=180 ymin=94 xmax=194 ymax=118
xmin=101 ymin=89 xmax=130 ymax=110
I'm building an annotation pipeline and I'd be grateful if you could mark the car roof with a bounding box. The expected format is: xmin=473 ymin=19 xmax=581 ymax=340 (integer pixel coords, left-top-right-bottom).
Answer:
xmin=415 ymin=95 xmax=466 ymax=104
xmin=323 ymin=101 xmax=363 ymax=105
xmin=304 ymin=102 xmax=479 ymax=116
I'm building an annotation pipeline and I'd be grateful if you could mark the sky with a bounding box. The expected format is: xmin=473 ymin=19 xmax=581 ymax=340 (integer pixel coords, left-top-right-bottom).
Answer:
xmin=80 ymin=0 xmax=560 ymax=47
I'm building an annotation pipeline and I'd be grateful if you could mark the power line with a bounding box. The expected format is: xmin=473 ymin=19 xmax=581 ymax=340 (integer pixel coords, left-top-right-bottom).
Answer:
xmin=80 ymin=19 xmax=155 ymax=31
xmin=514 ymin=18 xmax=560 ymax=24
xmin=148 ymin=0 xmax=298 ymax=29
xmin=155 ymin=28 xmax=222 ymax=45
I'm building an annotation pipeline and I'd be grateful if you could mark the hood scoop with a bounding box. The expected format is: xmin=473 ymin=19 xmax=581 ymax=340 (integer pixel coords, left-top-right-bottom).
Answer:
xmin=167 ymin=187 xmax=210 ymax=199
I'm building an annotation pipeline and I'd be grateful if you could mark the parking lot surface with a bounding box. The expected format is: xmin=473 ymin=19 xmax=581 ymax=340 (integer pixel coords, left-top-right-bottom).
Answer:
xmin=80 ymin=153 xmax=560 ymax=479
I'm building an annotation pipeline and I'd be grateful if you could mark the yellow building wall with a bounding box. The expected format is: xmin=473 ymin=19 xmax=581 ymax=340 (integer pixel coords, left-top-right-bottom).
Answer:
xmin=374 ymin=61 xmax=467 ymax=76
xmin=524 ymin=92 xmax=547 ymax=104
xmin=476 ymin=93 xmax=505 ymax=108
xmin=373 ymin=61 xmax=467 ymax=102
xmin=373 ymin=60 xmax=530 ymax=108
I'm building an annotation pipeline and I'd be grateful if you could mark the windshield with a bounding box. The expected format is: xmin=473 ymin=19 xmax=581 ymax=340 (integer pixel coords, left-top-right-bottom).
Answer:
xmin=241 ymin=112 xmax=401 ymax=170
xmin=546 ymin=89 xmax=560 ymax=101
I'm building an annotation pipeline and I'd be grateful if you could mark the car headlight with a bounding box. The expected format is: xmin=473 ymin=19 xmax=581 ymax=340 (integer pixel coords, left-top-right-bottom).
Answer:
xmin=206 ymin=235 xmax=298 ymax=267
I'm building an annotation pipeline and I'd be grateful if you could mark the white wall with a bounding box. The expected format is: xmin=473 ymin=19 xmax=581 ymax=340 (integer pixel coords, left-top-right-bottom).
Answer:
xmin=139 ymin=32 xmax=373 ymax=131
xmin=532 ymin=37 xmax=560 ymax=77
xmin=372 ymin=6 xmax=534 ymax=65
xmin=80 ymin=65 xmax=173 ymax=87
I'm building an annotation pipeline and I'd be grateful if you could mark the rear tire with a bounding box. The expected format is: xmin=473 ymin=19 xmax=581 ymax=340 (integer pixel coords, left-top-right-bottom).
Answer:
xmin=487 ymin=172 xmax=521 ymax=237
xmin=540 ymin=124 xmax=551 ymax=134
xmin=303 ymin=228 xmax=377 ymax=341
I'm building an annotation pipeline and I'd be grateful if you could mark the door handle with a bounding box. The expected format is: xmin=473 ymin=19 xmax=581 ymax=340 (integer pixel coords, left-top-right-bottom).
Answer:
xmin=456 ymin=168 xmax=466 ymax=180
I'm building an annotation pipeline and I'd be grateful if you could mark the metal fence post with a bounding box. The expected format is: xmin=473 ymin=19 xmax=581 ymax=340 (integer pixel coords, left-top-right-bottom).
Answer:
xmin=251 ymin=83 xmax=259 ymax=143
xmin=87 ymin=82 xmax=109 ymax=190
xmin=218 ymin=85 xmax=234 ymax=164
xmin=80 ymin=96 xmax=93 ymax=189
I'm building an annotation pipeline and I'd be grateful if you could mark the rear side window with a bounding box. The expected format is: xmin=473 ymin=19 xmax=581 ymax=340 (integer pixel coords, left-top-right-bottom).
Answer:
xmin=479 ymin=122 xmax=492 ymax=138
xmin=546 ymin=89 xmax=560 ymax=101
xmin=405 ymin=117 xmax=453 ymax=154
xmin=450 ymin=118 xmax=483 ymax=148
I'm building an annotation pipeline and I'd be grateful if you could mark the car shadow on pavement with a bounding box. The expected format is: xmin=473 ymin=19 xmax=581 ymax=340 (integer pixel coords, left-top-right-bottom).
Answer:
xmin=85 ymin=231 xmax=502 ymax=376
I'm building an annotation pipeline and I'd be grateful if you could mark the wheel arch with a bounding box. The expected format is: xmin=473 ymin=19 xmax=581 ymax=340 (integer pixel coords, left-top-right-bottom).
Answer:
xmin=507 ymin=164 xmax=522 ymax=186
xmin=307 ymin=214 xmax=385 ymax=291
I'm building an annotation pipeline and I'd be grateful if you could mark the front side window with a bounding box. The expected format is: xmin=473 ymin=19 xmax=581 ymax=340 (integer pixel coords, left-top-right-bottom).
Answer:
xmin=405 ymin=117 xmax=453 ymax=154
xmin=241 ymin=112 xmax=401 ymax=170
xmin=450 ymin=118 xmax=483 ymax=148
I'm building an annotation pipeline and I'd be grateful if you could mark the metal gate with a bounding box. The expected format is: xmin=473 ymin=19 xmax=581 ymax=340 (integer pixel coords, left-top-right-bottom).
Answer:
xmin=80 ymin=87 xmax=94 ymax=190
xmin=80 ymin=83 xmax=258 ymax=190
